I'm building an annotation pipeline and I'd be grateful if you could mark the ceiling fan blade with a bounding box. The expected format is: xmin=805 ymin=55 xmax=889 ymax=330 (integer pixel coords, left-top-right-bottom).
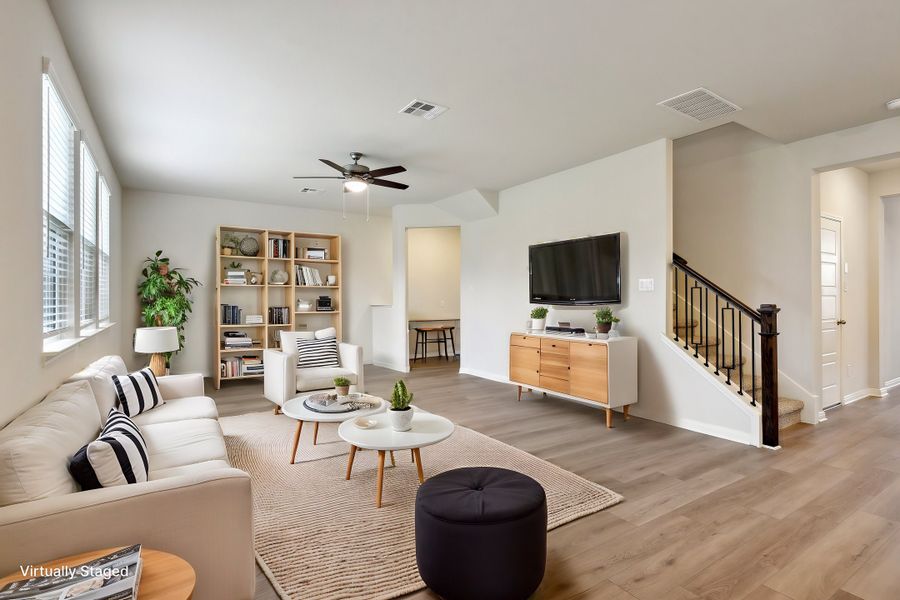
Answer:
xmin=292 ymin=176 xmax=345 ymax=179
xmin=369 ymin=178 xmax=409 ymax=190
xmin=367 ymin=165 xmax=406 ymax=178
xmin=319 ymin=159 xmax=347 ymax=173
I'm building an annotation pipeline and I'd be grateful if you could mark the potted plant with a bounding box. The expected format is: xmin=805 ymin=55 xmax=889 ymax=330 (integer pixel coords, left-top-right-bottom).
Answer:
xmin=388 ymin=379 xmax=414 ymax=431
xmin=530 ymin=306 xmax=549 ymax=331
xmin=221 ymin=232 xmax=240 ymax=256
xmin=334 ymin=376 xmax=351 ymax=397
xmin=138 ymin=251 xmax=202 ymax=363
xmin=594 ymin=307 xmax=620 ymax=334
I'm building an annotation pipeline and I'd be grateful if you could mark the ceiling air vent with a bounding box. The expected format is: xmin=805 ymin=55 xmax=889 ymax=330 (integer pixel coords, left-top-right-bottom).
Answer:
xmin=298 ymin=187 xmax=324 ymax=194
xmin=399 ymin=98 xmax=448 ymax=120
xmin=657 ymin=87 xmax=741 ymax=122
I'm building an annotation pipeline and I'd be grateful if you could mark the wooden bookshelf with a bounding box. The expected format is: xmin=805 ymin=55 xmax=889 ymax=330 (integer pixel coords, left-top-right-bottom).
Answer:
xmin=214 ymin=226 xmax=342 ymax=389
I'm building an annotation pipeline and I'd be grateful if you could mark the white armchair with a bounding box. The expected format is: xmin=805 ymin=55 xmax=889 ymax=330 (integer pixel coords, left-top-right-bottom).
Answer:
xmin=264 ymin=330 xmax=365 ymax=409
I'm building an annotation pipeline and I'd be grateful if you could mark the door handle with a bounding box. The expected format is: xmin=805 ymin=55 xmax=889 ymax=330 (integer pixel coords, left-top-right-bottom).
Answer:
xmin=836 ymin=320 xmax=846 ymax=325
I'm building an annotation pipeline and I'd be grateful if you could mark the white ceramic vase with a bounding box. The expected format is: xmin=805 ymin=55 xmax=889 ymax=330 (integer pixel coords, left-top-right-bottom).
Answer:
xmin=389 ymin=408 xmax=414 ymax=432
xmin=531 ymin=318 xmax=546 ymax=331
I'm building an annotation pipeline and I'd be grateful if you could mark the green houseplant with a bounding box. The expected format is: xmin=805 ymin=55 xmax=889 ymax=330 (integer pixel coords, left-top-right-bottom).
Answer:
xmin=333 ymin=376 xmax=351 ymax=397
xmin=593 ymin=307 xmax=620 ymax=335
xmin=530 ymin=306 xmax=549 ymax=331
xmin=389 ymin=379 xmax=414 ymax=431
xmin=138 ymin=251 xmax=202 ymax=361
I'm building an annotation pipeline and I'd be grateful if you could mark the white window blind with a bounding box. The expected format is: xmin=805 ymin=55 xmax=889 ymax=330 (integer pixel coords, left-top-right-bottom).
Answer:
xmin=80 ymin=143 xmax=98 ymax=326
xmin=99 ymin=177 xmax=111 ymax=321
xmin=42 ymin=75 xmax=75 ymax=335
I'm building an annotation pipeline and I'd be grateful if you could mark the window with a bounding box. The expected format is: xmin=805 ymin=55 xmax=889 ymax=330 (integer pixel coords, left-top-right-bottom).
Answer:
xmin=99 ymin=177 xmax=110 ymax=321
xmin=42 ymin=67 xmax=114 ymax=352
xmin=80 ymin=143 xmax=98 ymax=326
xmin=42 ymin=75 xmax=75 ymax=336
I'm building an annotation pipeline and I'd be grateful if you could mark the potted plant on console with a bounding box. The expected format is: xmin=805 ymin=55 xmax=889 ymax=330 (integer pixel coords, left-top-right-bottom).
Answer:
xmin=530 ymin=306 xmax=549 ymax=331
xmin=334 ymin=376 xmax=351 ymax=397
xmin=389 ymin=379 xmax=414 ymax=431
xmin=594 ymin=307 xmax=619 ymax=335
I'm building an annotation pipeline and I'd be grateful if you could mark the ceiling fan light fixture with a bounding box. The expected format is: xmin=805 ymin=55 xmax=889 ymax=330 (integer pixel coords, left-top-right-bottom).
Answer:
xmin=344 ymin=178 xmax=368 ymax=193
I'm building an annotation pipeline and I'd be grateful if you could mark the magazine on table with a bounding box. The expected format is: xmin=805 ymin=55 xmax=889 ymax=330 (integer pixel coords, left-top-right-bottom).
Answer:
xmin=0 ymin=545 xmax=142 ymax=600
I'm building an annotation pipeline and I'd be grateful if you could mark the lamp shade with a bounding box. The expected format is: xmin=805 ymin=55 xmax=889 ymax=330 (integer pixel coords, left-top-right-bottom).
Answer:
xmin=134 ymin=327 xmax=179 ymax=354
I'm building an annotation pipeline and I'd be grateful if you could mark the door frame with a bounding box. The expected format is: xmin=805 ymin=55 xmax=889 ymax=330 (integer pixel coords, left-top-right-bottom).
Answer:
xmin=820 ymin=213 xmax=844 ymax=410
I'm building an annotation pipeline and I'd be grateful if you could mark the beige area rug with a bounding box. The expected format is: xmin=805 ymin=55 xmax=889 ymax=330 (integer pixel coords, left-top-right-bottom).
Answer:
xmin=221 ymin=411 xmax=623 ymax=600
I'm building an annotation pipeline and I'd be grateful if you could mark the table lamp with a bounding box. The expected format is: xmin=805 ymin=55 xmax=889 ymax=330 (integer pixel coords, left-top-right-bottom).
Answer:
xmin=134 ymin=327 xmax=179 ymax=377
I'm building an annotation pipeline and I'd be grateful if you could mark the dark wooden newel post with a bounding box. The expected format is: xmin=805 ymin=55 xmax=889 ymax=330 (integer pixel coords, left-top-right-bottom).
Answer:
xmin=758 ymin=304 xmax=780 ymax=448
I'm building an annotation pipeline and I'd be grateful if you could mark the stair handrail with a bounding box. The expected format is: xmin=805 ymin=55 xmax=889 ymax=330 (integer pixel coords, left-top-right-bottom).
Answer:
xmin=672 ymin=253 xmax=780 ymax=448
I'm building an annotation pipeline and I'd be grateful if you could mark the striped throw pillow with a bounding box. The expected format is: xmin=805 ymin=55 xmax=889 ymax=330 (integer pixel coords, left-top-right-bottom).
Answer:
xmin=111 ymin=367 xmax=164 ymax=416
xmin=296 ymin=337 xmax=340 ymax=368
xmin=69 ymin=409 xmax=150 ymax=490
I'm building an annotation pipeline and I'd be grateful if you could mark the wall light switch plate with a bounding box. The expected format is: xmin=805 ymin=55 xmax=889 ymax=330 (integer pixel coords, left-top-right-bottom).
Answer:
xmin=638 ymin=278 xmax=655 ymax=292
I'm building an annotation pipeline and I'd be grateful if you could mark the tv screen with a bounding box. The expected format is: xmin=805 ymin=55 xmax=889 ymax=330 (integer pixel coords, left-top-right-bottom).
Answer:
xmin=529 ymin=233 xmax=621 ymax=305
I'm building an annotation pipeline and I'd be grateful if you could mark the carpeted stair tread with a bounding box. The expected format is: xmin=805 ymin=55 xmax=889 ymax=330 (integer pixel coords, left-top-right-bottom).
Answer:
xmin=777 ymin=397 xmax=804 ymax=416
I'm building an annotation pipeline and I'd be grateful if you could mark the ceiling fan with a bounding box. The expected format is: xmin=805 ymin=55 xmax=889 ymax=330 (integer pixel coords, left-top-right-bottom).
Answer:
xmin=293 ymin=152 xmax=409 ymax=192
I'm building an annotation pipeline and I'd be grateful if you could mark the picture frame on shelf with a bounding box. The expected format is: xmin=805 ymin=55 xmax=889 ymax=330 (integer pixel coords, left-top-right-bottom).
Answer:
xmin=305 ymin=248 xmax=327 ymax=260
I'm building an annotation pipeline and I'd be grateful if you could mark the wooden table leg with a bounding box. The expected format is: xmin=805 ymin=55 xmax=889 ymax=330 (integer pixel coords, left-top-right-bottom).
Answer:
xmin=345 ymin=445 xmax=358 ymax=480
xmin=623 ymin=405 xmax=630 ymax=421
xmin=410 ymin=449 xmax=415 ymax=462
xmin=389 ymin=450 xmax=396 ymax=466
xmin=290 ymin=420 xmax=304 ymax=464
xmin=517 ymin=385 xmax=522 ymax=402
xmin=376 ymin=451 xmax=386 ymax=508
xmin=313 ymin=422 xmax=319 ymax=445
xmin=413 ymin=448 xmax=425 ymax=483
xmin=273 ymin=405 xmax=280 ymax=415
xmin=605 ymin=408 xmax=613 ymax=429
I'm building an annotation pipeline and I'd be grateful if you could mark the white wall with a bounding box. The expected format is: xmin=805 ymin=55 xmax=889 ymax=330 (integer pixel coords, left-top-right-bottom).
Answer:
xmin=407 ymin=227 xmax=461 ymax=358
xmin=819 ymin=168 xmax=874 ymax=401
xmin=459 ymin=139 xmax=760 ymax=445
xmin=674 ymin=116 xmax=900 ymax=422
xmin=0 ymin=0 xmax=123 ymax=427
xmin=871 ymin=167 xmax=900 ymax=386
xmin=121 ymin=190 xmax=391 ymax=375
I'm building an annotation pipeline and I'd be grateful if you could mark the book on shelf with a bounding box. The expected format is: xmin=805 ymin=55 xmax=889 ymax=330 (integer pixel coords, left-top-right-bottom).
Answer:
xmin=220 ymin=304 xmax=244 ymax=325
xmin=0 ymin=544 xmax=142 ymax=600
xmin=269 ymin=238 xmax=289 ymax=259
xmin=245 ymin=314 xmax=264 ymax=324
xmin=294 ymin=265 xmax=323 ymax=286
xmin=221 ymin=356 xmax=264 ymax=378
xmin=267 ymin=306 xmax=290 ymax=325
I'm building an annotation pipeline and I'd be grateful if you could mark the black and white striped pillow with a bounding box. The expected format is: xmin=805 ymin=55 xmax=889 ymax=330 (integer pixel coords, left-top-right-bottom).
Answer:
xmin=296 ymin=337 xmax=340 ymax=368
xmin=69 ymin=409 xmax=150 ymax=490
xmin=111 ymin=367 xmax=164 ymax=416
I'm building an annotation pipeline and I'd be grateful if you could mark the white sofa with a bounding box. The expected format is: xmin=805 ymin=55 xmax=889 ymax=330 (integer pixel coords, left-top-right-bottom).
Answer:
xmin=264 ymin=330 xmax=364 ymax=409
xmin=0 ymin=356 xmax=254 ymax=600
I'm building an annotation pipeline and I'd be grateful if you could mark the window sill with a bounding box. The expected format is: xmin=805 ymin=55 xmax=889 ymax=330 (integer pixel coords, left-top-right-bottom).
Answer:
xmin=42 ymin=322 xmax=117 ymax=363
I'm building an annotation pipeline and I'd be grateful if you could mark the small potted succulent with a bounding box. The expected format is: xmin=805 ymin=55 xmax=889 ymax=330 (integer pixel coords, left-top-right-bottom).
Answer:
xmin=221 ymin=232 xmax=240 ymax=256
xmin=594 ymin=307 xmax=620 ymax=335
xmin=530 ymin=306 xmax=549 ymax=331
xmin=333 ymin=376 xmax=351 ymax=397
xmin=389 ymin=379 xmax=414 ymax=431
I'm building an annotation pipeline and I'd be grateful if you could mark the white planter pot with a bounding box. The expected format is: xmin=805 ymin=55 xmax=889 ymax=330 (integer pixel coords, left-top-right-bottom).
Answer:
xmin=389 ymin=408 xmax=414 ymax=431
xmin=531 ymin=318 xmax=546 ymax=331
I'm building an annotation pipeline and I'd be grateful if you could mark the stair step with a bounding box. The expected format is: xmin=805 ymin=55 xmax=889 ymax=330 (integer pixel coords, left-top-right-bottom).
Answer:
xmin=673 ymin=320 xmax=699 ymax=331
xmin=778 ymin=397 xmax=804 ymax=430
xmin=689 ymin=337 xmax=721 ymax=349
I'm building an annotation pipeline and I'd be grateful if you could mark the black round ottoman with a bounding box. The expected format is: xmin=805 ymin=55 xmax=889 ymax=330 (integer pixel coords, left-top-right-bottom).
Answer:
xmin=415 ymin=467 xmax=547 ymax=600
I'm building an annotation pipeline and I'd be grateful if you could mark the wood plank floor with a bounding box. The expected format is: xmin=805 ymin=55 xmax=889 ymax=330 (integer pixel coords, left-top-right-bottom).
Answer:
xmin=209 ymin=361 xmax=900 ymax=600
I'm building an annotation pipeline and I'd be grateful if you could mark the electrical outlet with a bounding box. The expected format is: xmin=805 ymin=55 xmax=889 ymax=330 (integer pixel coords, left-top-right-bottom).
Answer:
xmin=847 ymin=363 xmax=853 ymax=378
xmin=638 ymin=278 xmax=655 ymax=292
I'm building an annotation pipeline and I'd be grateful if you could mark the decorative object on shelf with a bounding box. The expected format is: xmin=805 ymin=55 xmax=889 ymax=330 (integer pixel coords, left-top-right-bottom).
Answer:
xmin=134 ymin=326 xmax=179 ymax=376
xmin=608 ymin=321 xmax=621 ymax=338
xmin=389 ymin=379 xmax=414 ymax=431
xmin=270 ymin=269 xmax=289 ymax=284
xmin=593 ymin=307 xmax=620 ymax=335
xmin=221 ymin=232 xmax=240 ymax=255
xmin=249 ymin=272 xmax=261 ymax=285
xmin=239 ymin=235 xmax=260 ymax=256
xmin=297 ymin=299 xmax=312 ymax=312
xmin=138 ymin=250 xmax=201 ymax=357
xmin=305 ymin=248 xmax=327 ymax=260
xmin=334 ymin=376 xmax=351 ymax=397
xmin=227 ymin=261 xmax=242 ymax=269
xmin=316 ymin=296 xmax=333 ymax=311
xmin=529 ymin=306 xmax=548 ymax=331
xmin=245 ymin=314 xmax=264 ymax=325
xmin=326 ymin=275 xmax=337 ymax=286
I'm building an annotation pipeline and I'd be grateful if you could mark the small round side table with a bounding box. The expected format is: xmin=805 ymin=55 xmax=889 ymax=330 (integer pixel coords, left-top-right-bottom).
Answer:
xmin=0 ymin=547 xmax=195 ymax=599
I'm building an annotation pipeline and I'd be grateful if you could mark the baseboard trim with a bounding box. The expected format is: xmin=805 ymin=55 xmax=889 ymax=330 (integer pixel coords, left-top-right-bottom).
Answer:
xmin=880 ymin=377 xmax=900 ymax=395
xmin=457 ymin=366 xmax=509 ymax=385
xmin=372 ymin=360 xmax=410 ymax=373
xmin=843 ymin=388 xmax=883 ymax=404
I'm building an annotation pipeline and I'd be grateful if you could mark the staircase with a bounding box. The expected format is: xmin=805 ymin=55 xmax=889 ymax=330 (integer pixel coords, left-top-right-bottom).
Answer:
xmin=672 ymin=254 xmax=804 ymax=446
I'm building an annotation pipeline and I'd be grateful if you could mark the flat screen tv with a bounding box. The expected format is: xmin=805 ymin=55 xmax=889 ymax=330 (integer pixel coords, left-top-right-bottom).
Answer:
xmin=529 ymin=233 xmax=621 ymax=305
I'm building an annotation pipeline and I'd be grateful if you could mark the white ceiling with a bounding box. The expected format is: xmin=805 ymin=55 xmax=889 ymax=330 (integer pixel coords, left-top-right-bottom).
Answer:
xmin=48 ymin=0 xmax=900 ymax=214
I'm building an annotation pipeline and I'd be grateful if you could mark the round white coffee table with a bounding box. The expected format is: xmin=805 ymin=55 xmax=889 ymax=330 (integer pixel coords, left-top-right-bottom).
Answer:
xmin=282 ymin=394 xmax=385 ymax=464
xmin=338 ymin=410 xmax=455 ymax=507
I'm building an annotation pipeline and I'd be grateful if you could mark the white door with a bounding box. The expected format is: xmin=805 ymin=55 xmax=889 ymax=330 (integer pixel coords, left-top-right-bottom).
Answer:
xmin=821 ymin=216 xmax=842 ymax=409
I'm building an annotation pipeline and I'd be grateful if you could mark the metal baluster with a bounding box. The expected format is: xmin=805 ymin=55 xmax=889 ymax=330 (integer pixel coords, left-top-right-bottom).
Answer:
xmin=683 ymin=271 xmax=689 ymax=349
xmin=704 ymin=288 xmax=710 ymax=367
xmin=737 ymin=313 xmax=744 ymax=395
xmin=691 ymin=284 xmax=702 ymax=358
xmin=673 ymin=265 xmax=680 ymax=342
xmin=722 ymin=306 xmax=733 ymax=385
xmin=714 ymin=294 xmax=720 ymax=375
xmin=751 ymin=320 xmax=757 ymax=406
